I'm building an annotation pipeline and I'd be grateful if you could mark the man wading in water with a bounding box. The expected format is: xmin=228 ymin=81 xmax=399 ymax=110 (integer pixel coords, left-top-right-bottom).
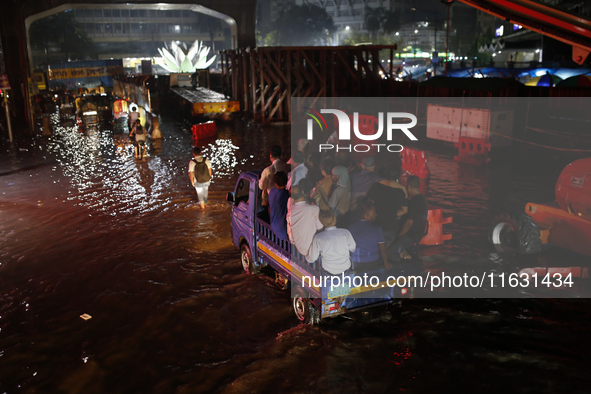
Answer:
xmin=189 ymin=147 xmax=212 ymax=209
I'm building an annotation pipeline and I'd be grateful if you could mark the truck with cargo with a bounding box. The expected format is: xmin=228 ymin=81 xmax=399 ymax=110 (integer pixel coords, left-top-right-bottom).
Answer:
xmin=227 ymin=170 xmax=421 ymax=324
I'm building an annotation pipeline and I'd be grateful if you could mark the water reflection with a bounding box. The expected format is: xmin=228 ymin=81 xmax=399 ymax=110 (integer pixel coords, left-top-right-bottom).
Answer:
xmin=0 ymin=115 xmax=590 ymax=392
xmin=44 ymin=117 xmax=245 ymax=217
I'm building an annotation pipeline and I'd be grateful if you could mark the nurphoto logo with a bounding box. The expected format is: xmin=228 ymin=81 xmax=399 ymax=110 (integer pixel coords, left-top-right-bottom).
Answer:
xmin=304 ymin=108 xmax=418 ymax=153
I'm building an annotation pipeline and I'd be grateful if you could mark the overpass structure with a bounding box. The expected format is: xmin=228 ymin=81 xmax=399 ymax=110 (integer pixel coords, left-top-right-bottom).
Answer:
xmin=457 ymin=0 xmax=591 ymax=64
xmin=1 ymin=0 xmax=591 ymax=135
xmin=0 ymin=0 xmax=256 ymax=133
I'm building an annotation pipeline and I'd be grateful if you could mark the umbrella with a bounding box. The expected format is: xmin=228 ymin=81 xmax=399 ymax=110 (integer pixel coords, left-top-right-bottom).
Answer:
xmin=555 ymin=74 xmax=591 ymax=87
xmin=525 ymin=73 xmax=562 ymax=87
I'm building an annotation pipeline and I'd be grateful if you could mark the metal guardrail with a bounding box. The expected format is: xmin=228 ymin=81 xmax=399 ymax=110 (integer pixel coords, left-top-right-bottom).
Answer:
xmin=220 ymin=45 xmax=401 ymax=123
xmin=255 ymin=218 xmax=322 ymax=275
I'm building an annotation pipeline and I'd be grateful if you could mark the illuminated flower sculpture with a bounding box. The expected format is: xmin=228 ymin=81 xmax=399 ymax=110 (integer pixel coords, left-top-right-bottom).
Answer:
xmin=155 ymin=40 xmax=216 ymax=72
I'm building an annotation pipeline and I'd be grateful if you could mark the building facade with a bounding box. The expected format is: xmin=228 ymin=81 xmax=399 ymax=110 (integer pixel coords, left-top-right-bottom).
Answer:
xmin=29 ymin=8 xmax=231 ymax=67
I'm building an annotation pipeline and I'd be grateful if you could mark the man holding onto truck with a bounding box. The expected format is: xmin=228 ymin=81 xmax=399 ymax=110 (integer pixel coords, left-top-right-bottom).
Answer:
xmin=388 ymin=176 xmax=428 ymax=261
xmin=307 ymin=210 xmax=356 ymax=276
xmin=349 ymin=156 xmax=383 ymax=213
xmin=259 ymin=145 xmax=289 ymax=207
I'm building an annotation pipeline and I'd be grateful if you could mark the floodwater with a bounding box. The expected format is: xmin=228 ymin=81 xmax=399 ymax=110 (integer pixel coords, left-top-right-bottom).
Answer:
xmin=1 ymin=114 xmax=590 ymax=393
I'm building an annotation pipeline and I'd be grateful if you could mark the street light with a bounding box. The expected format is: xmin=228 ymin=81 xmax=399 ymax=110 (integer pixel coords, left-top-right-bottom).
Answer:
xmin=410 ymin=8 xmax=440 ymax=53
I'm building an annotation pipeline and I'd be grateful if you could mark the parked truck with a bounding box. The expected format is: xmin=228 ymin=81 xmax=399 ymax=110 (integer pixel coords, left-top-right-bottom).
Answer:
xmin=228 ymin=170 xmax=421 ymax=324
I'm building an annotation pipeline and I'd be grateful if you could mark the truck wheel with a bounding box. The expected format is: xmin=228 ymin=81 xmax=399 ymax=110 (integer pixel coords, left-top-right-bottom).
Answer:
xmin=292 ymin=288 xmax=319 ymax=325
xmin=489 ymin=213 xmax=542 ymax=254
xmin=240 ymin=243 xmax=259 ymax=274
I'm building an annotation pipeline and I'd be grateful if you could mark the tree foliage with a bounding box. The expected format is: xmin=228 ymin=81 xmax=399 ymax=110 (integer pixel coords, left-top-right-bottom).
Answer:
xmin=199 ymin=14 xmax=224 ymax=52
xmin=342 ymin=30 xmax=371 ymax=46
xmin=265 ymin=4 xmax=336 ymax=46
xmin=364 ymin=7 xmax=400 ymax=40
xmin=467 ymin=27 xmax=494 ymax=64
xmin=29 ymin=12 xmax=95 ymax=66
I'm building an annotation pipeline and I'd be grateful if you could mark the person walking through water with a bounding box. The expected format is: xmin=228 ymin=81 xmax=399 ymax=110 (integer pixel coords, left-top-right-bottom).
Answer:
xmin=188 ymin=147 xmax=212 ymax=209
xmin=191 ymin=71 xmax=199 ymax=90
xmin=128 ymin=106 xmax=139 ymax=131
xmin=131 ymin=119 xmax=146 ymax=158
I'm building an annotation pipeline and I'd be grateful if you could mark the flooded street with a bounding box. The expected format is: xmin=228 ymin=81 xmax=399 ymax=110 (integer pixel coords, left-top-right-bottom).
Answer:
xmin=1 ymin=115 xmax=590 ymax=393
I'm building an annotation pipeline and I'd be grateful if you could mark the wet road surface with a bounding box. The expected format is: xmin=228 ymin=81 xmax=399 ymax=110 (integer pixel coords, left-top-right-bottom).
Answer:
xmin=1 ymin=114 xmax=590 ymax=393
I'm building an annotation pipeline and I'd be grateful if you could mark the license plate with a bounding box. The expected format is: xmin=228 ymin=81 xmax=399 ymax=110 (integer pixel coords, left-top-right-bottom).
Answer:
xmin=328 ymin=283 xmax=351 ymax=298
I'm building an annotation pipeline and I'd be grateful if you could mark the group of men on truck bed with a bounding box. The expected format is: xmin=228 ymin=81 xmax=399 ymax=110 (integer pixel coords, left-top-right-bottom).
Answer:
xmin=255 ymin=143 xmax=428 ymax=276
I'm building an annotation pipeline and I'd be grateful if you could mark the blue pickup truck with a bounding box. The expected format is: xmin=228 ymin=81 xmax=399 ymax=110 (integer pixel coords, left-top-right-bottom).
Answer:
xmin=227 ymin=170 xmax=421 ymax=324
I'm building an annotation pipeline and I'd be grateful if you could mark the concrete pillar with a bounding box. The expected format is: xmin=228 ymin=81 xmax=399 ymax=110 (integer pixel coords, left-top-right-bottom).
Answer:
xmin=0 ymin=2 xmax=29 ymax=135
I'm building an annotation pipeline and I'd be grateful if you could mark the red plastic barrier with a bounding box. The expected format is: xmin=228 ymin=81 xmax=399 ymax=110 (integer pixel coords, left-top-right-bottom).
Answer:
xmin=519 ymin=267 xmax=589 ymax=279
xmin=400 ymin=147 xmax=430 ymax=179
xmin=420 ymin=207 xmax=453 ymax=246
xmin=191 ymin=121 xmax=217 ymax=141
xmin=454 ymin=137 xmax=490 ymax=165
xmin=399 ymin=148 xmax=430 ymax=194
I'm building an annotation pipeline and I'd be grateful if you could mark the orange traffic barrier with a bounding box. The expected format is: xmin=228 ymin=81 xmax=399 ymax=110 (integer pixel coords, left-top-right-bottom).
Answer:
xmin=191 ymin=121 xmax=217 ymax=141
xmin=454 ymin=137 xmax=490 ymax=165
xmin=420 ymin=207 xmax=453 ymax=246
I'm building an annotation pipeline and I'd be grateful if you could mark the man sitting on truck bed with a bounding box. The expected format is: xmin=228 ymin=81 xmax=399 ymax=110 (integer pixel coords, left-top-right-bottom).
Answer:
xmin=307 ymin=210 xmax=356 ymax=276
xmin=268 ymin=171 xmax=289 ymax=240
xmin=286 ymin=151 xmax=308 ymax=190
xmin=287 ymin=185 xmax=323 ymax=257
xmin=348 ymin=202 xmax=392 ymax=272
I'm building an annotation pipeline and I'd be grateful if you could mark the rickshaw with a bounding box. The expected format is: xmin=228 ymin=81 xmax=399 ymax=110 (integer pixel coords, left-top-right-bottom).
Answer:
xmin=80 ymin=100 xmax=99 ymax=129
xmin=59 ymin=103 xmax=76 ymax=125
xmin=113 ymin=99 xmax=129 ymax=133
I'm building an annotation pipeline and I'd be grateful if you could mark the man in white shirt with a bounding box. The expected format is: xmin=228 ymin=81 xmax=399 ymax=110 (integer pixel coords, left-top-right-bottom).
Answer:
xmin=287 ymin=185 xmax=323 ymax=256
xmin=307 ymin=210 xmax=356 ymax=275
xmin=259 ymin=145 xmax=289 ymax=206
xmin=128 ymin=106 xmax=139 ymax=130
xmin=286 ymin=151 xmax=308 ymax=191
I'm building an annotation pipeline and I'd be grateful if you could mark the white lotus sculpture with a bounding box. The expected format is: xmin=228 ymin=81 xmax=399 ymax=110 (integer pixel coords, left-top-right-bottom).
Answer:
xmin=156 ymin=40 xmax=216 ymax=72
